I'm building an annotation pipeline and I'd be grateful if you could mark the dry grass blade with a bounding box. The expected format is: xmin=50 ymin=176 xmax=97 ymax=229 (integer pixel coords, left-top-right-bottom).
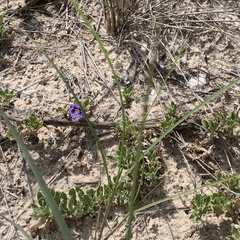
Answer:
xmin=103 ymin=0 xmax=139 ymax=35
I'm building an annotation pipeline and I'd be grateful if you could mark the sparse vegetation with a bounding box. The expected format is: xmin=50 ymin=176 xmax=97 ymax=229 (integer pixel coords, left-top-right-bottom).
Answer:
xmin=0 ymin=0 xmax=240 ymax=239
xmin=202 ymin=110 xmax=239 ymax=137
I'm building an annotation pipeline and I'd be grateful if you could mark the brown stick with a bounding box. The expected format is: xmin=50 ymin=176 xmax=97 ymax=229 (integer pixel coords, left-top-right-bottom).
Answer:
xmin=3 ymin=113 xmax=202 ymax=131
xmin=3 ymin=113 xmax=161 ymax=130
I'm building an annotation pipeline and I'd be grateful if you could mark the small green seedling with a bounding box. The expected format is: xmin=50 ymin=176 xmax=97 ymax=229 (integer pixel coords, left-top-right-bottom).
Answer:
xmin=189 ymin=192 xmax=234 ymax=222
xmin=215 ymin=171 xmax=240 ymax=194
xmin=202 ymin=119 xmax=218 ymax=136
xmin=25 ymin=114 xmax=43 ymax=131
xmin=140 ymin=152 xmax=164 ymax=188
xmin=116 ymin=121 xmax=136 ymax=139
xmin=81 ymin=99 xmax=90 ymax=112
xmin=160 ymin=101 xmax=178 ymax=129
xmin=108 ymin=136 xmax=164 ymax=190
xmin=0 ymin=87 xmax=14 ymax=106
xmin=202 ymin=110 xmax=239 ymax=136
xmin=7 ymin=126 xmax=21 ymax=140
xmin=189 ymin=193 xmax=211 ymax=222
xmin=213 ymin=110 xmax=239 ymax=134
xmin=0 ymin=15 xmax=8 ymax=39
xmin=107 ymin=139 xmax=136 ymax=170
xmin=164 ymin=101 xmax=178 ymax=118
xmin=57 ymin=106 xmax=68 ymax=114
xmin=31 ymin=192 xmax=52 ymax=220
xmin=122 ymin=86 xmax=134 ymax=107
xmin=161 ymin=116 xmax=175 ymax=129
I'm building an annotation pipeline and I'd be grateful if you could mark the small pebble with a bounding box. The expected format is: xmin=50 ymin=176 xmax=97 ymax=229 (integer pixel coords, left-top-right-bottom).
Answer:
xmin=149 ymin=89 xmax=157 ymax=106
xmin=188 ymin=75 xmax=208 ymax=89
xmin=149 ymin=89 xmax=168 ymax=106
xmin=20 ymin=90 xmax=31 ymax=99
xmin=149 ymin=89 xmax=168 ymax=105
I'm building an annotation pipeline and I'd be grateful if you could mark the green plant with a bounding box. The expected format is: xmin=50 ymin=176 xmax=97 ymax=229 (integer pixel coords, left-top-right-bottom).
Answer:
xmin=122 ymin=86 xmax=134 ymax=107
xmin=31 ymin=181 xmax=130 ymax=221
xmin=189 ymin=193 xmax=211 ymax=222
xmin=202 ymin=119 xmax=218 ymax=136
xmin=189 ymin=192 xmax=234 ymax=222
xmin=202 ymin=110 xmax=239 ymax=136
xmin=140 ymin=153 xmax=163 ymax=187
xmin=161 ymin=101 xmax=178 ymax=129
xmin=81 ymin=99 xmax=90 ymax=112
xmin=25 ymin=114 xmax=43 ymax=131
xmin=114 ymin=139 xmax=136 ymax=169
xmin=190 ymin=172 xmax=240 ymax=222
xmin=7 ymin=126 xmax=21 ymax=140
xmin=161 ymin=115 xmax=175 ymax=129
xmin=31 ymin=192 xmax=53 ymax=219
xmin=215 ymin=171 xmax=240 ymax=194
xmin=164 ymin=101 xmax=178 ymax=118
xmin=226 ymin=224 xmax=240 ymax=240
xmin=57 ymin=106 xmax=68 ymax=114
xmin=108 ymin=136 xmax=163 ymax=190
xmin=1 ymin=1 xmax=239 ymax=239
xmin=0 ymin=87 xmax=14 ymax=106
xmin=0 ymin=15 xmax=8 ymax=39
xmin=214 ymin=110 xmax=239 ymax=134
xmin=116 ymin=121 xmax=136 ymax=139
xmin=0 ymin=109 xmax=74 ymax=240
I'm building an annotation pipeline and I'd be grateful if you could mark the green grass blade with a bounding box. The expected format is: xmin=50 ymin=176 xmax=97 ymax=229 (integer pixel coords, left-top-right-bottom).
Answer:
xmin=68 ymin=1 xmax=130 ymax=237
xmin=104 ymin=173 xmax=240 ymax=239
xmin=144 ymin=76 xmax=240 ymax=155
xmin=135 ymin=173 xmax=240 ymax=213
xmin=69 ymin=0 xmax=125 ymax=122
xmin=0 ymin=109 xmax=74 ymax=240
xmin=0 ymin=213 xmax=34 ymax=240
xmin=119 ymin=77 xmax=240 ymax=192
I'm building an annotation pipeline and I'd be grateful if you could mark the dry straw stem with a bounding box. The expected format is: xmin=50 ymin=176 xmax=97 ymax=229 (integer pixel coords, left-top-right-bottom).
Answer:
xmin=103 ymin=0 xmax=139 ymax=35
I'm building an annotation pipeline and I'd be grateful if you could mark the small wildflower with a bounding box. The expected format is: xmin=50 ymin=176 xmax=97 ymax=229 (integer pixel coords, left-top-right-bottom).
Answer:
xmin=68 ymin=104 xmax=84 ymax=119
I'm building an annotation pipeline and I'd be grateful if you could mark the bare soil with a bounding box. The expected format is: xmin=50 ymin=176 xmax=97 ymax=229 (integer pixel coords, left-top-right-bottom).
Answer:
xmin=0 ymin=0 xmax=240 ymax=239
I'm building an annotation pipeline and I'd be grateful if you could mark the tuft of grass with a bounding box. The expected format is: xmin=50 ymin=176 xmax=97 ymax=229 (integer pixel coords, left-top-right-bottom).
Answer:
xmin=102 ymin=0 xmax=138 ymax=35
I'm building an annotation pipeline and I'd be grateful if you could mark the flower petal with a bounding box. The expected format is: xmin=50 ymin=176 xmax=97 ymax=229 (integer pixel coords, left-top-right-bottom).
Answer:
xmin=68 ymin=104 xmax=84 ymax=119
xmin=78 ymin=112 xmax=84 ymax=119
xmin=71 ymin=113 xmax=81 ymax=119
xmin=72 ymin=104 xmax=81 ymax=110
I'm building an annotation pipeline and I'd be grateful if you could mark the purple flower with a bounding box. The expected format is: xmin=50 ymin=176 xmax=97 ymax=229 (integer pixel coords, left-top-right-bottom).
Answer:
xmin=68 ymin=104 xmax=84 ymax=119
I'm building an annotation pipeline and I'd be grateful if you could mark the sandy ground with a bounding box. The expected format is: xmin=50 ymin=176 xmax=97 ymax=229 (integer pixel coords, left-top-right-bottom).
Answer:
xmin=0 ymin=0 xmax=240 ymax=239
